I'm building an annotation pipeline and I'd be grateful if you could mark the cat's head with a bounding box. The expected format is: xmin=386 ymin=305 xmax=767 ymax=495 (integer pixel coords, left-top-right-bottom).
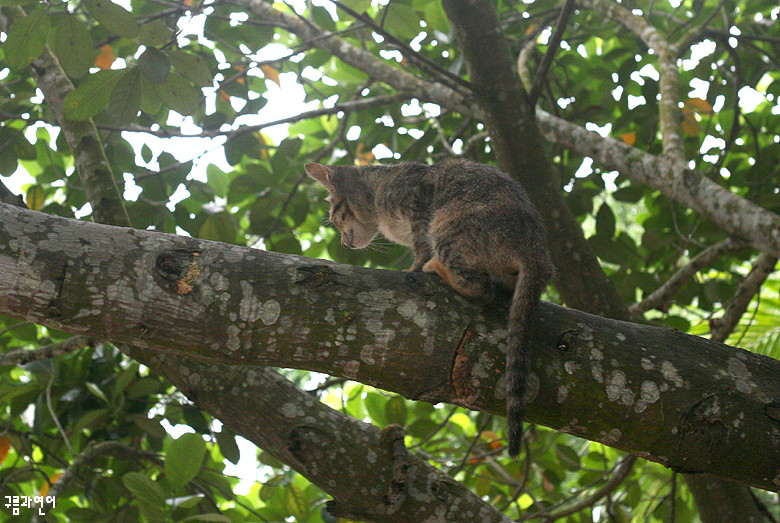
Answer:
xmin=305 ymin=163 xmax=379 ymax=249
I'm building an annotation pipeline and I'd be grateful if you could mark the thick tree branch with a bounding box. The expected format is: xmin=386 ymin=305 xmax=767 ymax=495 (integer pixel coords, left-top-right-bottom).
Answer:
xmin=125 ymin=348 xmax=512 ymax=522
xmin=536 ymin=111 xmax=780 ymax=258
xmin=6 ymin=7 xmax=511 ymax=515
xmin=2 ymin=203 xmax=780 ymax=492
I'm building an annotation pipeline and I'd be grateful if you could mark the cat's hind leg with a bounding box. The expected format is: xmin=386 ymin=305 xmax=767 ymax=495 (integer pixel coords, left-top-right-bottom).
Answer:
xmin=422 ymin=257 xmax=494 ymax=303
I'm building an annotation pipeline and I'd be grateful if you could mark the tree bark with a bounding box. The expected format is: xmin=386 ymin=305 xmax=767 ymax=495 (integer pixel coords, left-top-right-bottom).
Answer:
xmin=2 ymin=202 xmax=779 ymax=492
xmin=125 ymin=346 xmax=512 ymax=522
xmin=685 ymin=474 xmax=765 ymax=523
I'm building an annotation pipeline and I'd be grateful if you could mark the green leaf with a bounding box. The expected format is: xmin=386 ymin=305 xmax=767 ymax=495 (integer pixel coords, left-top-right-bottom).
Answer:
xmin=140 ymin=76 xmax=163 ymax=114
xmin=0 ymin=144 xmax=18 ymax=176
xmin=157 ymin=73 xmax=202 ymax=116
xmin=226 ymin=174 xmax=260 ymax=205
xmin=165 ymin=433 xmax=207 ymax=492
xmin=170 ymin=51 xmax=213 ymax=88
xmin=596 ymin=202 xmax=616 ymax=238
xmin=122 ymin=472 xmax=167 ymax=506
xmin=206 ymin=164 xmax=230 ymax=197
xmin=138 ymin=501 xmax=167 ymax=523
xmin=555 ymin=444 xmax=581 ymax=471
xmin=589 ymin=234 xmax=639 ymax=266
xmin=52 ymin=15 xmax=96 ymax=79
xmin=613 ymin=185 xmax=644 ymax=203
xmin=63 ymin=70 xmax=124 ymax=120
xmin=166 ymin=494 xmax=204 ymax=510
xmin=139 ymin=20 xmax=174 ymax=47
xmin=85 ymin=382 xmax=109 ymax=404
xmin=138 ymin=48 xmax=171 ymax=84
xmin=385 ymin=395 xmax=407 ymax=426
xmin=109 ymin=69 xmax=142 ymax=125
xmin=364 ymin=392 xmax=388 ymax=425
xmin=338 ymin=0 xmax=371 ymax=14
xmin=423 ymin=1 xmax=450 ymax=32
xmin=4 ymin=10 xmax=50 ymax=69
xmin=84 ymin=0 xmax=139 ymax=38
xmin=282 ymin=484 xmax=308 ymax=519
xmin=215 ymin=429 xmax=240 ymax=465
xmin=267 ymin=234 xmax=302 ymax=255
xmin=179 ymin=514 xmax=232 ymax=522
xmin=383 ymin=4 xmax=421 ymax=39
xmin=72 ymin=408 xmax=112 ymax=433
xmin=112 ymin=361 xmax=139 ymax=397
xmin=198 ymin=212 xmax=238 ymax=244
xmin=129 ymin=414 xmax=167 ymax=439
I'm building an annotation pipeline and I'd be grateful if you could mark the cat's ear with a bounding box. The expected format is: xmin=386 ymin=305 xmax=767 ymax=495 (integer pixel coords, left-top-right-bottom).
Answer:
xmin=305 ymin=163 xmax=335 ymax=190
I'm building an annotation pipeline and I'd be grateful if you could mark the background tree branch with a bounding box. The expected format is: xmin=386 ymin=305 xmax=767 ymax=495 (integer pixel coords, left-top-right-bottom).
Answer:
xmin=442 ymin=0 xmax=630 ymax=319
xmin=125 ymin=347 xmax=513 ymax=522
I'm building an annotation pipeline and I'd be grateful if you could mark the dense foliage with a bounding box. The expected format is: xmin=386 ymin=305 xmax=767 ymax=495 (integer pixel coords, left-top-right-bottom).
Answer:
xmin=0 ymin=0 xmax=778 ymax=521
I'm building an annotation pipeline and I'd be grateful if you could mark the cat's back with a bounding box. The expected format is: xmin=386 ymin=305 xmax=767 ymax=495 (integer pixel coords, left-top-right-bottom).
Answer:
xmin=429 ymin=158 xmax=533 ymax=210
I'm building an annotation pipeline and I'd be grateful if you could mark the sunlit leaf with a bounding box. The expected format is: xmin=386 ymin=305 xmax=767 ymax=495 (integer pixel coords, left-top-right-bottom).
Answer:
xmin=165 ymin=433 xmax=207 ymax=492
xmin=198 ymin=212 xmax=238 ymax=244
xmin=385 ymin=395 xmax=407 ymax=426
xmin=383 ymin=4 xmax=420 ymax=40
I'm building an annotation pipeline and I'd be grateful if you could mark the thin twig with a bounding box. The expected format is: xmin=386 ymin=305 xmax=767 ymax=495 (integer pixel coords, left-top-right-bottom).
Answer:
xmin=710 ymin=253 xmax=778 ymax=342
xmin=327 ymin=0 xmax=472 ymax=93
xmin=524 ymin=455 xmax=637 ymax=520
xmin=0 ymin=336 xmax=94 ymax=366
xmin=45 ymin=364 xmax=75 ymax=456
xmin=32 ymin=441 xmax=162 ymax=522
xmin=529 ymin=0 xmax=576 ymax=106
xmin=629 ymin=238 xmax=747 ymax=318
xmin=97 ymin=93 xmax=408 ymax=138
